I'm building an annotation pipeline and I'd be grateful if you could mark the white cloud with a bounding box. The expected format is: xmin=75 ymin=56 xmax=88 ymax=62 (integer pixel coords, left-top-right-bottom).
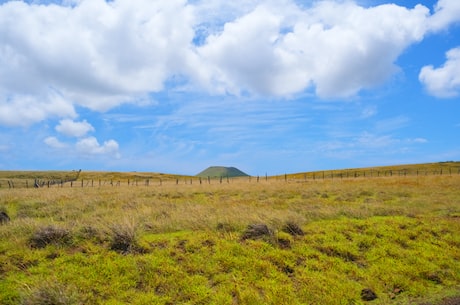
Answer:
xmin=419 ymin=47 xmax=460 ymax=98
xmin=44 ymin=136 xmax=68 ymax=148
xmin=0 ymin=0 xmax=195 ymax=112
xmin=0 ymin=91 xmax=76 ymax=127
xmin=428 ymin=0 xmax=460 ymax=32
xmin=76 ymin=136 xmax=120 ymax=156
xmin=0 ymin=0 xmax=460 ymax=128
xmin=55 ymin=119 xmax=94 ymax=137
xmin=197 ymin=1 xmax=430 ymax=97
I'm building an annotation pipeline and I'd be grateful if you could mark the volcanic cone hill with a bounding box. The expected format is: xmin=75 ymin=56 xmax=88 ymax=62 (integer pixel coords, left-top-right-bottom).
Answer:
xmin=196 ymin=166 xmax=249 ymax=178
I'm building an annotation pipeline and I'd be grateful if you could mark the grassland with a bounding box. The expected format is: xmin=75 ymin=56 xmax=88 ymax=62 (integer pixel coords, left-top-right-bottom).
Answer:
xmin=0 ymin=165 xmax=459 ymax=304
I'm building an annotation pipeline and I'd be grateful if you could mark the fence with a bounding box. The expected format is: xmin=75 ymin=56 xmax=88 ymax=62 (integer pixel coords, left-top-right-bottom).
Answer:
xmin=1 ymin=166 xmax=459 ymax=190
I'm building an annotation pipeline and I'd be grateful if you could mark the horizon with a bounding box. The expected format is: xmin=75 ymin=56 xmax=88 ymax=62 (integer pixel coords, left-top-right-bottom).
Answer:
xmin=2 ymin=160 xmax=459 ymax=177
xmin=1 ymin=0 xmax=459 ymax=176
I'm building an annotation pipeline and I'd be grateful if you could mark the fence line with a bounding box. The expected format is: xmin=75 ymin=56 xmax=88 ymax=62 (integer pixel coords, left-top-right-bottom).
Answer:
xmin=0 ymin=166 xmax=459 ymax=189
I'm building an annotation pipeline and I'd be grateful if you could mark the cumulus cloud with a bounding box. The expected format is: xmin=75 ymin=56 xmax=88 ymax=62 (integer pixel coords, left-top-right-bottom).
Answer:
xmin=44 ymin=136 xmax=68 ymax=148
xmin=0 ymin=0 xmax=460 ymax=127
xmin=55 ymin=119 xmax=94 ymax=137
xmin=76 ymin=136 xmax=120 ymax=156
xmin=427 ymin=0 xmax=460 ymax=32
xmin=197 ymin=1 xmax=430 ymax=97
xmin=0 ymin=91 xmax=76 ymax=127
xmin=0 ymin=0 xmax=195 ymax=112
xmin=419 ymin=47 xmax=460 ymax=98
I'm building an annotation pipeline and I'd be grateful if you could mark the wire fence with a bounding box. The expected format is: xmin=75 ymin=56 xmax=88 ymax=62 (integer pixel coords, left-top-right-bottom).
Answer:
xmin=1 ymin=166 xmax=459 ymax=189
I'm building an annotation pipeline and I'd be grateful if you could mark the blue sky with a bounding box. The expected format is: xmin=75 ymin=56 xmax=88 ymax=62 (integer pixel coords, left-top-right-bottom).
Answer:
xmin=0 ymin=0 xmax=459 ymax=176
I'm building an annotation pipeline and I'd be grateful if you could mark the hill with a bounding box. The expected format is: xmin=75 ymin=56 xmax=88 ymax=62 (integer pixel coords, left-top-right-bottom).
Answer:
xmin=196 ymin=166 xmax=249 ymax=178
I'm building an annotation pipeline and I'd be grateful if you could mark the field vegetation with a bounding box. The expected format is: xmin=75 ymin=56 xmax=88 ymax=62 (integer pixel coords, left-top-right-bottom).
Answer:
xmin=0 ymin=163 xmax=459 ymax=304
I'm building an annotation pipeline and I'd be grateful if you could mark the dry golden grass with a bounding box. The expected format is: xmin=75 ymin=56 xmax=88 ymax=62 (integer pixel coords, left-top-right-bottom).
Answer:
xmin=0 ymin=172 xmax=459 ymax=304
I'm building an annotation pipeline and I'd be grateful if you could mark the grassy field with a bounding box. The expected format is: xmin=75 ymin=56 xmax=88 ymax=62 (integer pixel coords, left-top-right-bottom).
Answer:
xmin=0 ymin=166 xmax=459 ymax=304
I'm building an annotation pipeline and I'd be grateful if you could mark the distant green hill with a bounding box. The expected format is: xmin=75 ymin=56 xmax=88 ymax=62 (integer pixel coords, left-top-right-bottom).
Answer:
xmin=196 ymin=166 xmax=249 ymax=178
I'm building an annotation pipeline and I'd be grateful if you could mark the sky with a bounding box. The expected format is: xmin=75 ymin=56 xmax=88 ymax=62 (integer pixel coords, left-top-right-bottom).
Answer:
xmin=0 ymin=0 xmax=459 ymax=176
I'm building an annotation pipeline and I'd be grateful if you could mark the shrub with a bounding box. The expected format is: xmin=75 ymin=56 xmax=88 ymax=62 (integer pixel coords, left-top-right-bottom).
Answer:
xmin=29 ymin=226 xmax=72 ymax=249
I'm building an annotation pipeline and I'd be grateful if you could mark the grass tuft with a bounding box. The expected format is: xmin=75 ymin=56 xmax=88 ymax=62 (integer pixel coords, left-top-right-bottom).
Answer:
xmin=29 ymin=225 xmax=72 ymax=249
xmin=0 ymin=210 xmax=10 ymax=224
xmin=241 ymin=223 xmax=273 ymax=241
xmin=109 ymin=221 xmax=146 ymax=254
xmin=21 ymin=281 xmax=81 ymax=305
xmin=282 ymin=221 xmax=304 ymax=236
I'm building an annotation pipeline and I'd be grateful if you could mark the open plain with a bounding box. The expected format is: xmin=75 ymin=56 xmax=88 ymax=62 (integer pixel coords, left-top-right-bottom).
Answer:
xmin=0 ymin=165 xmax=459 ymax=304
